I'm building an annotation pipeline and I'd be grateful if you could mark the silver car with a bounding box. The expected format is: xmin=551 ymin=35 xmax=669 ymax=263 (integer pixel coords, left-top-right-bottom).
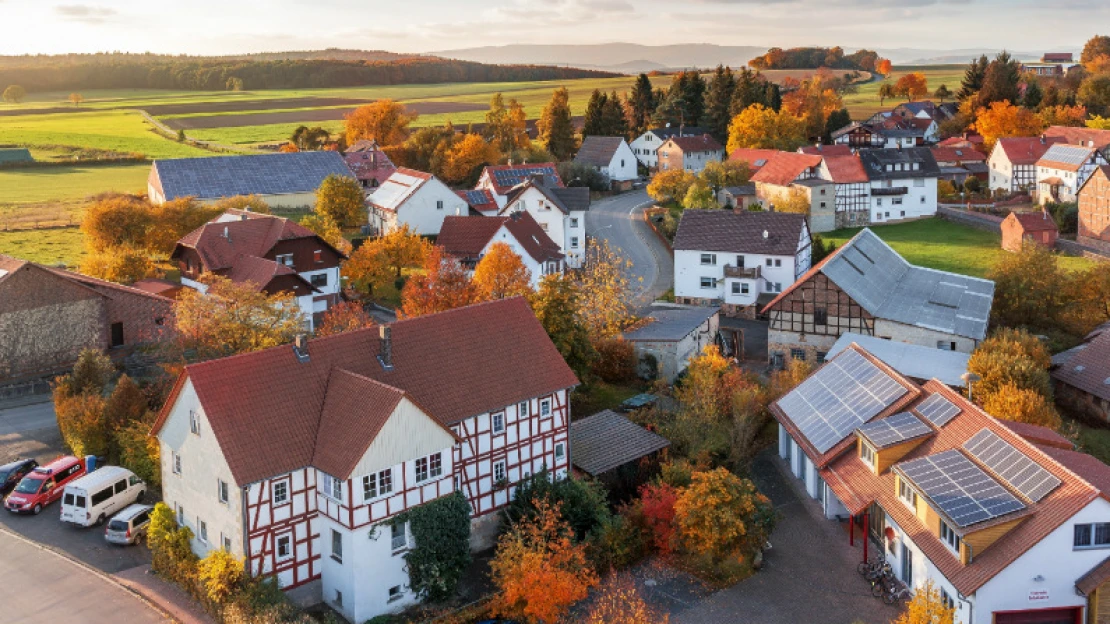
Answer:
xmin=104 ymin=504 xmax=153 ymax=546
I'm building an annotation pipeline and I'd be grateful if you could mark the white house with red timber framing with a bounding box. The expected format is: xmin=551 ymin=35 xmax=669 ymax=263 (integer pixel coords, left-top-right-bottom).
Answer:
xmin=152 ymin=298 xmax=578 ymax=623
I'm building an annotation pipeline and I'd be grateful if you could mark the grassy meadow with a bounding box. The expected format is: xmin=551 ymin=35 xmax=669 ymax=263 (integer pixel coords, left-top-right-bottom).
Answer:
xmin=843 ymin=66 xmax=966 ymax=118
xmin=0 ymin=227 xmax=84 ymax=267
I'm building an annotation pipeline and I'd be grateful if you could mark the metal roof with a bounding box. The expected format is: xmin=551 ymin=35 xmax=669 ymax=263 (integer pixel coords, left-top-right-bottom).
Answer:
xmin=827 ymin=333 xmax=971 ymax=388
xmin=623 ymin=304 xmax=719 ymax=342
xmin=1038 ymin=144 xmax=1096 ymax=170
xmin=153 ymin=152 xmax=354 ymax=201
xmin=570 ymin=410 xmax=670 ymax=476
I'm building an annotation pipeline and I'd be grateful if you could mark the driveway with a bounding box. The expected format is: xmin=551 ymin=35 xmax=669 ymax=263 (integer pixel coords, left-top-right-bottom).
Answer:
xmin=0 ymin=528 xmax=167 ymax=623
xmin=586 ymin=189 xmax=673 ymax=311
xmin=0 ymin=398 xmax=57 ymax=435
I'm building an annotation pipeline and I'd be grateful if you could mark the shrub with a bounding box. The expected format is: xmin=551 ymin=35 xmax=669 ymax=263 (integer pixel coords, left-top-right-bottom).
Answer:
xmin=982 ymin=383 xmax=1063 ymax=430
xmin=115 ymin=415 xmax=161 ymax=487
xmin=55 ymin=392 xmax=109 ymax=457
xmin=586 ymin=512 xmax=649 ymax=572
xmin=149 ymin=502 xmax=199 ymax=586
xmin=639 ymin=481 xmax=678 ymax=555
xmin=503 ymin=470 xmax=611 ymax=541
xmin=591 ymin=338 xmax=637 ymax=384
xmin=197 ymin=549 xmax=245 ymax=605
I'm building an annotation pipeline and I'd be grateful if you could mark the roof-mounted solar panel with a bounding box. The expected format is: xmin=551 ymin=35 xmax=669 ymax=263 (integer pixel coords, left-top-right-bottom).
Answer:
xmin=915 ymin=393 xmax=961 ymax=428
xmin=964 ymin=429 xmax=1062 ymax=502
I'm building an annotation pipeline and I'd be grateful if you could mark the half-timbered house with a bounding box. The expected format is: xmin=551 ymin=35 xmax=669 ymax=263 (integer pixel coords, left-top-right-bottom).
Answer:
xmin=817 ymin=153 xmax=871 ymax=229
xmin=988 ymin=136 xmax=1065 ymax=194
xmin=152 ymin=298 xmax=578 ymax=623
xmin=1035 ymin=143 xmax=1108 ymax=205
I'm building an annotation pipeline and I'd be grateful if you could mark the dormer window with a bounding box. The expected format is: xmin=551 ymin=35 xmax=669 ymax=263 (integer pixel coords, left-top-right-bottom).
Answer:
xmin=276 ymin=254 xmax=294 ymax=267
xmin=940 ymin=519 xmax=961 ymax=556
xmin=899 ymin=479 xmax=918 ymax=510
xmin=859 ymin=442 xmax=876 ymax=468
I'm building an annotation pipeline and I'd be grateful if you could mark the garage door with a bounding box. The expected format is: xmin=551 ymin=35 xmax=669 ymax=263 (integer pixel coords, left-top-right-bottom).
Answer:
xmin=994 ymin=607 xmax=1081 ymax=624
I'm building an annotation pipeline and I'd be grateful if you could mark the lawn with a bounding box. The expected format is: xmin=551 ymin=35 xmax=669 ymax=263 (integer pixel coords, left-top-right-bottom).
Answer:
xmin=0 ymin=227 xmax=85 ymax=267
xmin=843 ymin=65 xmax=967 ymax=119
xmin=822 ymin=218 xmax=1099 ymax=278
xmin=0 ymin=109 xmax=210 ymax=159
xmin=0 ymin=163 xmax=151 ymax=227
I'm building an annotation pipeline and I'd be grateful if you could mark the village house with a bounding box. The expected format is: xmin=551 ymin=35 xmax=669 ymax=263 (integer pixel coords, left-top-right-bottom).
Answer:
xmin=147 ymin=152 xmax=355 ymax=207
xmin=456 ymin=189 xmax=500 ymax=216
xmin=171 ymin=210 xmax=345 ymax=331
xmin=367 ymin=168 xmax=468 ymax=236
xmin=657 ymin=134 xmax=724 ymax=174
xmin=629 ymin=126 xmax=708 ymax=169
xmin=825 ymin=333 xmax=970 ymax=389
xmin=1052 ymin=323 xmax=1110 ymax=423
xmin=1022 ymin=53 xmax=1081 ymax=76
xmin=1001 ymin=211 xmax=1059 ymax=252
xmin=673 ymin=209 xmax=811 ymax=318
xmin=1078 ymin=165 xmax=1110 ymax=250
xmin=717 ymin=184 xmax=758 ymax=210
xmin=0 ymin=254 xmax=174 ymax=379
xmin=436 ymin=212 xmax=564 ymax=288
xmin=859 ymin=147 xmax=940 ymax=223
xmin=474 ymin=163 xmax=563 ymax=208
xmin=342 ymin=140 xmax=396 ymax=191
xmin=817 ymin=153 xmax=872 ymax=229
xmin=728 ymin=147 xmax=779 ymax=174
xmin=832 ymin=122 xmax=924 ymax=149
xmin=988 ymin=136 xmax=1066 ymax=194
xmin=737 ymin=150 xmax=838 ymax=232
xmin=1042 ymin=126 xmax=1110 ymax=160
xmin=573 ymin=136 xmax=638 ymax=189
xmin=499 ymin=176 xmax=590 ymax=269
xmin=152 ymin=298 xmax=578 ymax=624
xmin=892 ymin=101 xmax=956 ymax=128
xmin=1035 ymin=143 xmax=1108 ymax=205
xmin=773 ymin=343 xmax=1110 ymax=624
xmin=931 ymin=146 xmax=989 ymax=184
xmin=622 ymin=303 xmax=721 ymax=382
xmin=762 ymin=228 xmax=994 ymax=367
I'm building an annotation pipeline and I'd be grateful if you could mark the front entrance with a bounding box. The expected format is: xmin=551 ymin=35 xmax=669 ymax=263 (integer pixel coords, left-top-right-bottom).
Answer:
xmin=993 ymin=607 xmax=1082 ymax=624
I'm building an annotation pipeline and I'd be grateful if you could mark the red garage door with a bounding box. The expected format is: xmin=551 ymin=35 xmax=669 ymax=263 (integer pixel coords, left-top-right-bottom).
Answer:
xmin=994 ymin=607 xmax=1081 ymax=624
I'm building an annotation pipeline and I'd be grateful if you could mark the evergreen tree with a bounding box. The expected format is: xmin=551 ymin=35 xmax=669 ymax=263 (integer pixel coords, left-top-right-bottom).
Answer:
xmin=957 ymin=55 xmax=990 ymax=101
xmin=1022 ymin=80 xmax=1043 ymax=109
xmin=682 ymin=71 xmax=707 ymax=126
xmin=978 ymin=51 xmax=1022 ymax=108
xmin=538 ymin=88 xmax=576 ymax=160
xmin=704 ymin=65 xmax=736 ymax=143
xmin=582 ymin=89 xmax=607 ymax=138
xmin=823 ymin=108 xmax=852 ymax=143
xmin=764 ymin=82 xmax=782 ymax=112
xmin=730 ymin=68 xmax=763 ymax=116
xmin=626 ymin=74 xmax=656 ymax=136
xmin=600 ymin=91 xmax=627 ymax=137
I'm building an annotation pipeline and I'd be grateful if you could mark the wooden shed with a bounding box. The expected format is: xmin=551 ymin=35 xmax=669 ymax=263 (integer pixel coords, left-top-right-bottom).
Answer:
xmin=1001 ymin=211 xmax=1058 ymax=252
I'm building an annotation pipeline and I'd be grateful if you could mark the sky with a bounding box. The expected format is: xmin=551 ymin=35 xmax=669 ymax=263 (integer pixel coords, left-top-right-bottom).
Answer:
xmin=0 ymin=0 xmax=1104 ymax=57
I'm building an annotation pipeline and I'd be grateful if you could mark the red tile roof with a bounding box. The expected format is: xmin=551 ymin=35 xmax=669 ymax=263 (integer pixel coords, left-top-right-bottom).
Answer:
xmin=939 ymin=134 xmax=984 ymax=148
xmin=822 ymin=154 xmax=869 ymax=183
xmin=311 ymin=369 xmax=407 ymax=479
xmin=1077 ymin=556 xmax=1110 ymax=595
xmin=1043 ymin=126 xmax=1110 ymax=151
xmin=667 ymin=134 xmax=723 ymax=153
xmin=174 ymin=213 xmax=335 ymax=272
xmin=437 ymin=213 xmax=563 ymax=264
xmin=930 ymin=147 xmax=987 ymax=163
xmin=343 ymin=141 xmax=397 ymax=186
xmin=152 ymin=297 xmax=579 ymax=485
xmin=728 ymin=148 xmax=779 ymax=171
xmin=222 ymin=254 xmax=305 ymax=292
xmin=1053 ymin=330 xmax=1110 ymax=403
xmin=750 ymin=152 xmax=823 ymax=186
xmin=1008 ymin=211 xmax=1059 ymax=233
xmin=995 ymin=136 xmax=1065 ymax=165
xmin=1001 ymin=420 xmax=1073 ymax=450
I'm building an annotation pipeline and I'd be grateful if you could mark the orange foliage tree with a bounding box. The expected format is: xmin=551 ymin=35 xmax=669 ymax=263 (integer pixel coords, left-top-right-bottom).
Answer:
xmin=639 ymin=482 xmax=678 ymax=555
xmin=894 ymin=72 xmax=929 ymax=101
xmin=442 ymin=132 xmax=501 ymax=185
xmin=344 ymin=99 xmax=417 ymax=147
xmin=1038 ymin=104 xmax=1089 ymax=128
xmin=472 ymin=242 xmax=533 ymax=300
xmin=876 ymin=59 xmax=893 ymax=76
xmin=973 ymin=100 xmax=1044 ymax=152
xmin=344 ymin=224 xmax=430 ymax=296
xmin=400 ymin=247 xmax=479 ymax=318
xmin=673 ymin=467 xmax=775 ymax=564
xmin=314 ymin=301 xmax=375 ymax=337
xmin=490 ymin=499 xmax=598 ymax=623
xmin=585 ymin=573 xmax=668 ymax=624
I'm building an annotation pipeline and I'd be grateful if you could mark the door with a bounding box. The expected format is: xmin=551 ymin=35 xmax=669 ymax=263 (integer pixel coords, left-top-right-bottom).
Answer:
xmin=993 ymin=607 xmax=1082 ymax=624
xmin=110 ymin=322 xmax=124 ymax=348
xmin=900 ymin=543 xmax=913 ymax=585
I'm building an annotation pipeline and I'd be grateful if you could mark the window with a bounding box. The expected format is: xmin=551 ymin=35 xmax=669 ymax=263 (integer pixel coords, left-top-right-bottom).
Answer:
xmin=310 ymin=273 xmax=328 ymax=288
xmin=814 ymin=307 xmax=828 ymax=325
xmin=391 ymin=522 xmax=408 ymax=552
xmin=731 ymin=282 xmax=742 ymax=295
xmin=892 ymin=197 xmax=903 ymax=205
xmin=940 ymin=588 xmax=956 ymax=610
xmin=900 ymin=211 xmax=906 ymax=217
xmin=363 ymin=468 xmax=393 ymax=501
xmin=493 ymin=460 xmax=507 ymax=483
xmin=774 ymin=282 xmax=782 ymax=292
xmin=189 ymin=410 xmax=200 ymax=435
xmin=92 ymin=487 xmax=112 ymax=506
xmin=860 ymin=442 xmax=876 ymax=467
xmin=322 ymin=474 xmax=343 ymax=501
xmin=331 ymin=529 xmax=343 ymax=563
xmin=492 ymin=412 xmax=505 ymax=434
xmin=920 ymin=196 xmax=926 ymax=203
xmin=790 ymin=348 xmax=806 ymax=361
xmin=735 ymin=255 xmax=745 ymax=268
xmin=899 ymin=479 xmax=918 ymax=509
xmin=199 ymin=519 xmax=208 ymax=544
xmin=436 ymin=200 xmax=444 ymax=210
xmin=700 ymin=277 xmax=715 ymax=289
xmin=519 ymin=401 xmax=529 ymax=417
xmin=218 ymin=480 xmax=228 ymax=504
xmin=176 ymin=504 xmax=184 ymax=526
xmin=940 ymin=520 xmax=961 ymax=555
xmin=276 ymin=534 xmax=292 ymax=560
xmin=570 ymin=236 xmax=579 ymax=249
xmin=313 ymin=250 xmax=323 ymax=263
xmin=765 ymin=258 xmax=772 ymax=267
xmin=223 ymin=535 xmax=232 ymax=552
xmin=570 ymin=217 xmax=579 ymax=228
xmin=1074 ymin=523 xmax=1110 ymax=549
xmin=173 ymin=453 xmax=182 ymax=475
xmin=700 ymin=253 xmax=717 ymax=265
xmin=741 ymin=283 xmax=750 ymax=294
xmin=820 ymin=202 xmax=826 ymax=208
xmin=937 ymin=341 xmax=957 ymax=351
xmin=555 ymin=442 xmax=565 ymax=460
xmin=816 ymin=351 xmax=827 ymax=364
xmin=774 ymin=259 xmax=782 ymax=267
xmin=541 ymin=399 xmax=551 ymax=417
xmin=914 ymin=178 xmax=925 ymax=187
xmin=276 ymin=254 xmax=294 ymax=267
xmin=110 ymin=322 xmax=125 ymax=348
xmin=388 ymin=585 xmax=404 ymax=603
xmin=272 ymin=481 xmax=289 ymax=505
xmin=430 ymin=453 xmax=443 ymax=478
xmin=415 ymin=457 xmax=429 ymax=483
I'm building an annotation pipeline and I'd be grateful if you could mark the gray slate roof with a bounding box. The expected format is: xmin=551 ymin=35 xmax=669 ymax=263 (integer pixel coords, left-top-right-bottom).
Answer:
xmin=624 ymin=305 xmax=719 ymax=342
xmin=152 ymin=151 xmax=355 ymax=201
xmin=827 ymin=333 xmax=970 ymax=387
xmin=673 ymin=209 xmax=807 ymax=256
xmin=574 ymin=136 xmax=626 ymax=167
xmin=820 ymin=229 xmax=994 ymax=340
xmin=722 ymin=185 xmax=756 ymax=196
xmin=647 ymin=126 xmax=708 ymax=141
xmin=859 ymin=148 xmax=941 ymax=181
xmin=571 ymin=410 xmax=671 ymax=476
xmin=550 ymin=187 xmax=591 ymax=212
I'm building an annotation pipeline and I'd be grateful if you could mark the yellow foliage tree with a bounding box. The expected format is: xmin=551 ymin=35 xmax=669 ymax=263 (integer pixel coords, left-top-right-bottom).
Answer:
xmin=315 ymin=174 xmax=365 ymax=229
xmin=683 ymin=180 xmax=717 ymax=210
xmin=173 ymin=275 xmax=305 ymax=360
xmin=196 ymin=549 xmax=245 ymax=605
xmin=576 ymin=238 xmax=634 ymax=340
xmin=210 ymin=195 xmax=271 ymax=214
xmin=145 ymin=197 xmax=224 ymax=257
xmin=473 ymin=242 xmax=533 ymax=300
xmin=299 ymin=212 xmax=352 ymax=255
xmin=771 ymin=187 xmax=811 ymax=214
xmin=79 ymin=245 xmax=156 ymax=285
xmin=1038 ymin=104 xmax=1089 ymax=128
xmin=344 ymin=99 xmax=416 ymax=146
xmin=982 ymin=382 xmax=1063 ymax=430
xmin=443 ymin=133 xmax=501 ymax=185
xmin=81 ymin=194 xmax=153 ymax=253
xmin=894 ymin=580 xmax=956 ymax=624
xmin=673 ymin=467 xmax=774 ymax=563
xmin=973 ymin=100 xmax=1045 ymax=152
xmin=726 ymin=104 xmax=808 ymax=152
xmin=647 ymin=169 xmax=697 ymax=204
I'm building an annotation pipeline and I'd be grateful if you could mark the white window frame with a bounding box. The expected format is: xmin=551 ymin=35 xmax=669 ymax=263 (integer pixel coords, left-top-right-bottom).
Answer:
xmin=276 ymin=533 xmax=293 ymax=561
xmin=172 ymin=452 xmax=182 ymax=475
xmin=700 ymin=277 xmax=714 ymax=289
xmin=363 ymin=468 xmax=393 ymax=501
xmin=700 ymin=253 xmax=717 ymax=265
xmin=276 ymin=253 xmax=294 ymax=267
xmin=189 ymin=410 xmax=200 ymax=436
xmin=518 ymin=401 xmax=529 ymax=417
xmin=492 ymin=412 xmax=505 ymax=434
xmin=493 ymin=460 xmax=507 ymax=483
xmin=859 ymin=442 xmax=876 ymax=468
xmin=217 ymin=479 xmax=229 ymax=505
xmin=388 ymin=585 xmax=404 ymax=603
xmin=899 ymin=479 xmax=918 ymax=510
xmin=331 ymin=529 xmax=342 ymax=563
xmin=391 ymin=521 xmax=409 ymax=553
xmin=198 ymin=518 xmax=208 ymax=544
xmin=940 ymin=519 xmax=961 ymax=556
xmin=540 ymin=399 xmax=551 ymax=417
xmin=555 ymin=442 xmax=565 ymax=460
xmin=272 ymin=480 xmax=289 ymax=505
xmin=322 ymin=474 xmax=343 ymax=502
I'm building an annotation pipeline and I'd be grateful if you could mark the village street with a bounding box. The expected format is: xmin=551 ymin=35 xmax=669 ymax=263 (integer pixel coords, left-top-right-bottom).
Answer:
xmin=585 ymin=188 xmax=673 ymax=311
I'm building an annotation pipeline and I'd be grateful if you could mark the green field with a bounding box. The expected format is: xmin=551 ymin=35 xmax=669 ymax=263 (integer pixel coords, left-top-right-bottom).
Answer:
xmin=0 ymin=109 xmax=211 ymax=158
xmin=823 ymin=218 xmax=1098 ymax=278
xmin=0 ymin=227 xmax=84 ymax=267
xmin=843 ymin=66 xmax=966 ymax=118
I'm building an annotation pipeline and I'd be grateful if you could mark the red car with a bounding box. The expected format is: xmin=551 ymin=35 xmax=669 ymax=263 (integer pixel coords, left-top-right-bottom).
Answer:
xmin=4 ymin=456 xmax=86 ymax=515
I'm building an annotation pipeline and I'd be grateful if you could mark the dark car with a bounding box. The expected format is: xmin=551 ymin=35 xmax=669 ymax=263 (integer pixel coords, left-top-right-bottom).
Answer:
xmin=0 ymin=459 xmax=38 ymax=494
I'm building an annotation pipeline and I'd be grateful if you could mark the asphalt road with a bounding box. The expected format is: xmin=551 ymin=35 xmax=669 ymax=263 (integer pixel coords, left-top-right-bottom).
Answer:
xmin=0 ymin=529 xmax=167 ymax=623
xmin=0 ymin=399 xmax=57 ymax=435
xmin=585 ymin=189 xmax=673 ymax=311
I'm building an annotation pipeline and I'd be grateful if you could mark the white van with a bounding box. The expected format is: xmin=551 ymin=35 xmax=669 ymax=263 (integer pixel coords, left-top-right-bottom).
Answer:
xmin=59 ymin=466 xmax=145 ymax=527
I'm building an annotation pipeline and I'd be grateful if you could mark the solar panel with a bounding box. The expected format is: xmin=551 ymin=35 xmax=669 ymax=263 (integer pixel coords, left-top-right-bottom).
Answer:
xmin=777 ymin=349 xmax=908 ymax=454
xmin=915 ymin=393 xmax=960 ymax=428
xmin=492 ymin=165 xmax=558 ymax=188
xmin=964 ymin=429 xmax=1062 ymax=502
xmin=857 ymin=411 xmax=933 ymax=449
xmin=898 ymin=449 xmax=1025 ymax=528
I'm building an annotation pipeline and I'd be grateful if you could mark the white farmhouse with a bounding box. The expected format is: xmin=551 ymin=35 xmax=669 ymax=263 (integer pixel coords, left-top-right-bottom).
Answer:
xmin=437 ymin=213 xmax=565 ymax=288
xmin=500 ymin=178 xmax=590 ymax=269
xmin=475 ymin=163 xmax=563 ymax=208
xmin=858 ymin=147 xmax=940 ymax=224
xmin=368 ymin=168 xmax=468 ymax=236
xmin=629 ymin=126 xmax=709 ymax=169
xmin=988 ymin=136 xmax=1065 ymax=194
xmin=773 ymin=343 xmax=1110 ymax=624
xmin=573 ymin=136 xmax=638 ymax=188
xmin=1035 ymin=143 xmax=1108 ymax=205
xmin=672 ymin=210 xmax=811 ymax=318
xmin=153 ymin=298 xmax=578 ymax=624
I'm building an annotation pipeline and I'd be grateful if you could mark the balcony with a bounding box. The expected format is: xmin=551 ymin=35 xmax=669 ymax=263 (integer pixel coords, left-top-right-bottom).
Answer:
xmin=871 ymin=186 xmax=909 ymax=196
xmin=724 ymin=264 xmax=761 ymax=279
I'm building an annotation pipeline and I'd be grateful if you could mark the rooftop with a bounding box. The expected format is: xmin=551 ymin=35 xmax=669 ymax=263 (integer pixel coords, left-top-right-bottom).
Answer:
xmin=623 ymin=304 xmax=719 ymax=342
xmin=570 ymin=410 xmax=670 ymax=476
xmin=673 ymin=209 xmax=807 ymax=257
xmin=827 ymin=333 xmax=970 ymax=388
xmin=152 ymin=151 xmax=354 ymax=201
xmin=574 ymin=136 xmax=627 ymax=167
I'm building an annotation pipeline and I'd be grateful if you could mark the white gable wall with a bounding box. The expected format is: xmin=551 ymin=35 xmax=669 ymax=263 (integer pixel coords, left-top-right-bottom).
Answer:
xmin=603 ymin=141 xmax=639 ymax=181
xmin=350 ymin=397 xmax=456 ymax=478
xmin=376 ymin=177 xmax=468 ymax=236
xmin=630 ymin=131 xmax=663 ymax=168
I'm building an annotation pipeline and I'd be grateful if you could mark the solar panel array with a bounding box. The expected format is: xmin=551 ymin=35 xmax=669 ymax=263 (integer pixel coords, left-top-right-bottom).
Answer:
xmin=915 ymin=393 xmax=961 ymax=428
xmin=898 ymin=449 xmax=1026 ymax=527
xmin=778 ymin=349 xmax=908 ymax=454
xmin=492 ymin=165 xmax=559 ymax=189
xmin=463 ymin=190 xmax=494 ymax=205
xmin=964 ymin=429 xmax=1062 ymax=502
xmin=857 ymin=411 xmax=933 ymax=449
xmin=157 ymin=152 xmax=355 ymax=201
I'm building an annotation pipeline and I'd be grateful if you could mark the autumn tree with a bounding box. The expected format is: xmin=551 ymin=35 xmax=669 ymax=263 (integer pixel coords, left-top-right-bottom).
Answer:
xmin=973 ymin=100 xmax=1044 ymax=152
xmin=585 ymin=573 xmax=668 ymax=624
xmin=81 ymin=194 xmax=154 ymax=253
xmin=196 ymin=549 xmax=245 ymax=605
xmin=771 ymin=187 xmax=811 ymax=214
xmin=699 ymin=159 xmax=751 ymax=193
xmin=537 ymin=87 xmax=577 ymax=160
xmin=314 ymin=301 xmax=375 ymax=337
xmin=987 ymin=243 xmax=1062 ymax=329
xmin=530 ymin=274 xmax=596 ymax=380
xmin=485 ymin=94 xmax=530 ymax=153
xmin=400 ymin=247 xmax=479 ymax=318
xmin=299 ymin=212 xmax=352 ymax=255
xmin=1039 ymin=104 xmax=1089 ymax=128
xmin=576 ymin=238 xmax=633 ymax=340
xmin=647 ymin=169 xmax=697 ymax=204
xmin=314 ymin=174 xmax=365 ymax=229
xmin=397 ymin=124 xmax=456 ymax=175
xmin=934 ymin=84 xmax=952 ymax=103
xmin=781 ymin=74 xmax=845 ymax=140
xmin=1059 ymin=266 xmax=1110 ymax=336
xmin=639 ymin=482 xmax=678 ymax=555
xmin=211 ymin=194 xmax=271 ymax=214
xmin=673 ymin=468 xmax=775 ymax=564
xmin=982 ymin=382 xmax=1063 ymax=430
xmin=1079 ymin=75 xmax=1110 ymax=117
xmin=69 ymin=92 xmax=83 ymax=106
xmin=878 ymin=83 xmax=896 ymax=107
xmin=290 ymin=125 xmax=330 ymax=151
xmin=344 ymin=224 xmax=429 ymax=298
xmin=79 ymin=245 xmax=155 ymax=285
xmin=726 ymin=103 xmax=808 ymax=152
xmin=442 ymin=133 xmax=500 ymax=186
xmin=683 ymin=180 xmax=717 ymax=210
xmin=894 ymin=72 xmax=929 ymax=101
xmin=145 ymin=197 xmax=224 ymax=256
xmin=1082 ymin=36 xmax=1110 ymax=71
xmin=344 ymin=99 xmax=416 ymax=146
xmin=2 ymin=84 xmax=25 ymax=103
xmin=876 ymin=59 xmax=892 ymax=76
xmin=894 ymin=580 xmax=956 ymax=624
xmin=473 ymin=242 xmax=532 ymax=300
xmin=490 ymin=499 xmax=598 ymax=624
xmin=967 ymin=328 xmax=1053 ymax=400
xmin=173 ymin=275 xmax=305 ymax=361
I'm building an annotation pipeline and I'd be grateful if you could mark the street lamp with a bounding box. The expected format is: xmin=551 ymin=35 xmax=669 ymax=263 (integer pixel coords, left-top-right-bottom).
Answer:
xmin=961 ymin=372 xmax=982 ymax=402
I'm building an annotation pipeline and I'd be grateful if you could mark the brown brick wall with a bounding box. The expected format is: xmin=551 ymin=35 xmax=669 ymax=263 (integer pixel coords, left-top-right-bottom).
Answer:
xmin=1080 ymin=169 xmax=1110 ymax=243
xmin=93 ymin=286 xmax=175 ymax=348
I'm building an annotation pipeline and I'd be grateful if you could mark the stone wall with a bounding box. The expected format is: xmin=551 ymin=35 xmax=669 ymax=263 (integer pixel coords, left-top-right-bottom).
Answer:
xmin=0 ymin=299 xmax=105 ymax=378
xmin=937 ymin=206 xmax=1003 ymax=232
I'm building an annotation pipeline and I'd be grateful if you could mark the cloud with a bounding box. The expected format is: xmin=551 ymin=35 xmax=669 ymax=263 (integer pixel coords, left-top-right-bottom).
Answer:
xmin=54 ymin=4 xmax=118 ymax=23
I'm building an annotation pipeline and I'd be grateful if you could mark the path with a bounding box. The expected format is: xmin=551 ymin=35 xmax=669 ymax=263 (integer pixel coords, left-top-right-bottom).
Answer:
xmin=585 ymin=189 xmax=673 ymax=311
xmin=0 ymin=398 xmax=56 ymax=436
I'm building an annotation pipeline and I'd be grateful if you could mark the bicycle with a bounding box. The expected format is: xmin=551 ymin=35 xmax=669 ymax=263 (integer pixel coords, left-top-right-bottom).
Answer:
xmin=883 ymin=583 xmax=913 ymax=605
xmin=857 ymin=553 xmax=887 ymax=576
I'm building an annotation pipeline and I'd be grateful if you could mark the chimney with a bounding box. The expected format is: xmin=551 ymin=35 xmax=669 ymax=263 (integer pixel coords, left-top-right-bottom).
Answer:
xmin=1040 ymin=134 xmax=1046 ymax=144
xmin=223 ymin=226 xmax=231 ymax=242
xmin=292 ymin=334 xmax=309 ymax=363
xmin=378 ymin=325 xmax=393 ymax=370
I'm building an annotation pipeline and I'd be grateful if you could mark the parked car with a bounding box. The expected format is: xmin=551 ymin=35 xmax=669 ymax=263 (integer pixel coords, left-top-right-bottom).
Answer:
xmin=104 ymin=504 xmax=154 ymax=546
xmin=4 ymin=456 xmax=86 ymax=515
xmin=0 ymin=459 xmax=38 ymax=494
xmin=60 ymin=466 xmax=145 ymax=527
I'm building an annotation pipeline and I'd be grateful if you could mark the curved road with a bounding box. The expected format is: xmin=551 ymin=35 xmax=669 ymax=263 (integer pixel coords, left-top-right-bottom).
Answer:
xmin=586 ymin=189 xmax=673 ymax=312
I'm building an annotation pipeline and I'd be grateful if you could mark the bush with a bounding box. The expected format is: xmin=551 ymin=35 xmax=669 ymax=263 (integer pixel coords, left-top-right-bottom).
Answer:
xmin=55 ymin=393 xmax=109 ymax=457
xmin=586 ymin=512 xmax=649 ymax=572
xmin=592 ymin=338 xmax=637 ymax=383
xmin=149 ymin=502 xmax=199 ymax=586
xmin=116 ymin=416 xmax=161 ymax=487
xmin=982 ymin=383 xmax=1063 ymax=430
xmin=557 ymin=161 xmax=609 ymax=191
xmin=197 ymin=549 xmax=245 ymax=605
xmin=503 ymin=470 xmax=611 ymax=541
xmin=1046 ymin=201 xmax=1078 ymax=235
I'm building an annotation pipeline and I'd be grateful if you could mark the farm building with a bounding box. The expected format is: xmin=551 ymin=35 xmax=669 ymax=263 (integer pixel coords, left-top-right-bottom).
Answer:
xmin=571 ymin=409 xmax=670 ymax=496
xmin=147 ymin=152 xmax=355 ymax=207
xmin=1052 ymin=323 xmax=1110 ymax=423
xmin=1001 ymin=211 xmax=1059 ymax=252
xmin=0 ymin=148 xmax=32 ymax=165
xmin=826 ymin=332 xmax=970 ymax=388
xmin=1079 ymin=165 xmax=1110 ymax=250
xmin=622 ymin=304 xmax=721 ymax=382
xmin=573 ymin=136 xmax=637 ymax=188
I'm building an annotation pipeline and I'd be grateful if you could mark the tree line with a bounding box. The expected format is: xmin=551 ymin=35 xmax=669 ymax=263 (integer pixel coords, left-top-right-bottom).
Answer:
xmin=748 ymin=46 xmax=883 ymax=72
